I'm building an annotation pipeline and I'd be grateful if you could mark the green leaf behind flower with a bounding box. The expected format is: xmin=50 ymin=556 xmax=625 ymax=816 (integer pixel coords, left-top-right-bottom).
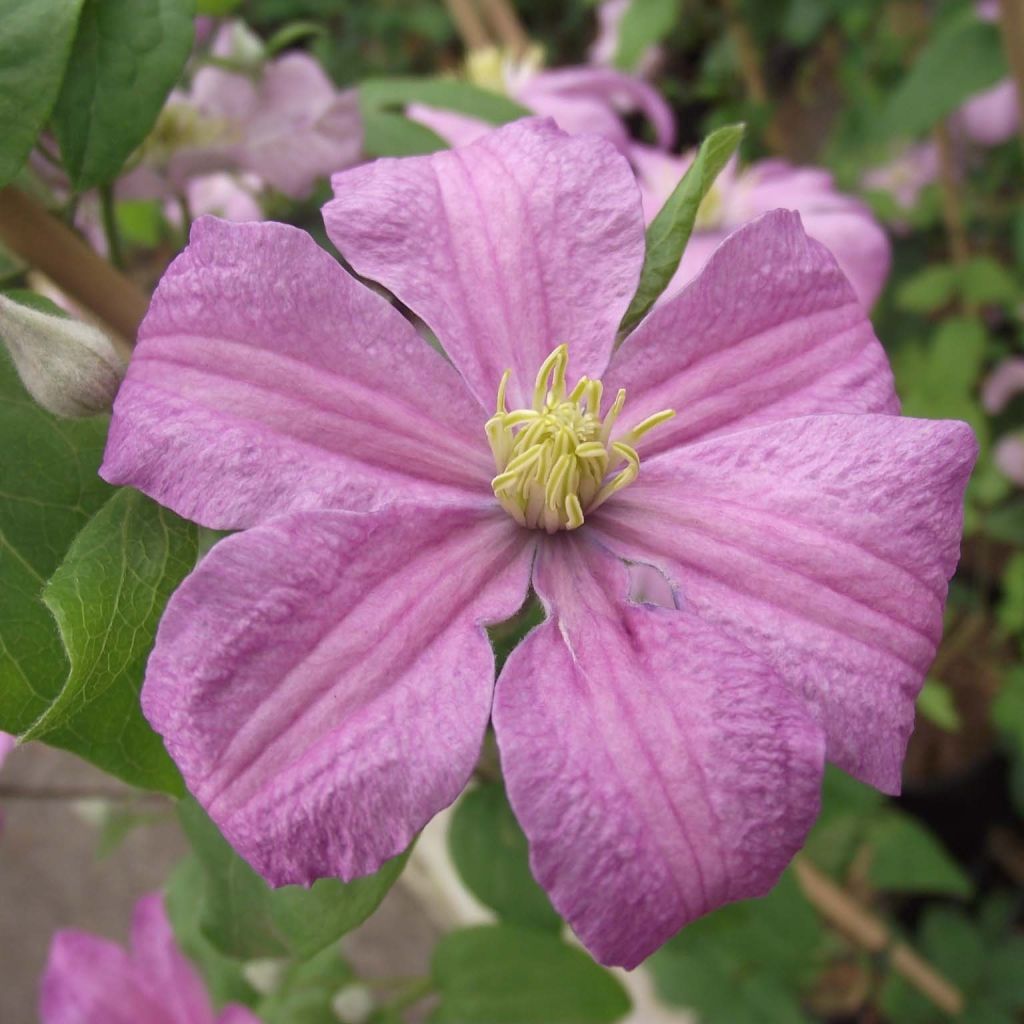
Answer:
xmin=0 ymin=351 xmax=111 ymax=732
xmin=448 ymin=782 xmax=560 ymax=931
xmin=52 ymin=0 xmax=196 ymax=190
xmin=179 ymin=799 xmax=410 ymax=962
xmin=430 ymin=925 xmax=631 ymax=1024
xmin=0 ymin=0 xmax=84 ymax=188
xmin=618 ymin=122 xmax=745 ymax=338
xmin=613 ymin=0 xmax=676 ymax=72
xmin=22 ymin=487 xmax=195 ymax=794
xmin=360 ymin=77 xmax=530 ymax=124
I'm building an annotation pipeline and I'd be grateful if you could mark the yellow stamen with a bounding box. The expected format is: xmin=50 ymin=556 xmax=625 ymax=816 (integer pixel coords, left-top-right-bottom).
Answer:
xmin=485 ymin=345 xmax=674 ymax=532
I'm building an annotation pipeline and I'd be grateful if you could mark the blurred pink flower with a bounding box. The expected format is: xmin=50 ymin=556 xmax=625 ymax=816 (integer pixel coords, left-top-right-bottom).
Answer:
xmin=957 ymin=0 xmax=1020 ymax=146
xmin=408 ymin=48 xmax=673 ymax=155
xmin=862 ymin=141 xmax=940 ymax=214
xmin=40 ymin=892 xmax=258 ymax=1024
xmin=103 ymin=120 xmax=973 ymax=968
xmin=636 ymin=147 xmax=892 ymax=308
xmin=982 ymin=358 xmax=1024 ymax=485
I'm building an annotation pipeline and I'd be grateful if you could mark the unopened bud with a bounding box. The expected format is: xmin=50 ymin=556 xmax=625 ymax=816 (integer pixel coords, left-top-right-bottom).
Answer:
xmin=0 ymin=295 xmax=127 ymax=417
xmin=330 ymin=982 xmax=375 ymax=1024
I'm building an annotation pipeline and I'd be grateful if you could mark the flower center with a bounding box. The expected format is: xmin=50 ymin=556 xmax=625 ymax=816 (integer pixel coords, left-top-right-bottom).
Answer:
xmin=486 ymin=345 xmax=674 ymax=533
xmin=139 ymin=103 xmax=235 ymax=166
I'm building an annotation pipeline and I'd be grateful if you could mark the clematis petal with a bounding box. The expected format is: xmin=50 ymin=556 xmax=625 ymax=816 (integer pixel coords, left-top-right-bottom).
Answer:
xmin=405 ymin=103 xmax=492 ymax=148
xmin=517 ymin=68 xmax=676 ymax=150
xmin=102 ymin=217 xmax=491 ymax=530
xmin=325 ymin=119 xmax=646 ymax=408
xmin=129 ymin=894 xmax=221 ymax=1022
xmin=958 ymin=78 xmax=1020 ymax=146
xmin=591 ymin=413 xmax=977 ymax=793
xmin=143 ymin=503 xmax=535 ymax=885
xmin=493 ymin=535 xmax=823 ymax=969
xmin=41 ymin=932 xmax=162 ymax=1024
xmin=604 ymin=210 xmax=898 ymax=456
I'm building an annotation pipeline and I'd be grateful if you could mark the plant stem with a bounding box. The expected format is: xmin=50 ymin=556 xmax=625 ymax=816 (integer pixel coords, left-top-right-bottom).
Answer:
xmin=998 ymin=0 xmax=1024 ymax=162
xmin=98 ymin=182 xmax=124 ymax=270
xmin=383 ymin=976 xmax=434 ymax=1015
xmin=479 ymin=0 xmax=530 ymax=56
xmin=933 ymin=120 xmax=970 ymax=270
xmin=793 ymin=855 xmax=964 ymax=1016
xmin=0 ymin=185 xmax=147 ymax=344
xmin=444 ymin=0 xmax=492 ymax=51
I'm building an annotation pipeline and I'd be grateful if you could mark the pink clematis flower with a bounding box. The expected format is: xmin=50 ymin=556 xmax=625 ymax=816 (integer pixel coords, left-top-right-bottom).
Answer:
xmin=634 ymin=147 xmax=892 ymax=309
xmin=124 ymin=24 xmax=361 ymax=201
xmin=40 ymin=892 xmax=258 ymax=1024
xmin=408 ymin=48 xmax=674 ymax=155
xmin=103 ymin=120 xmax=974 ymax=967
xmin=957 ymin=0 xmax=1020 ymax=146
xmin=861 ymin=141 xmax=940 ymax=216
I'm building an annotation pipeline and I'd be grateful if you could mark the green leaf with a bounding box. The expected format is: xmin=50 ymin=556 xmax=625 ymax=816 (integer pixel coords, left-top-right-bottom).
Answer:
xmin=20 ymin=488 xmax=195 ymax=792
xmin=431 ymin=926 xmax=630 ymax=1024
xmin=884 ymin=13 xmax=1007 ymax=138
xmin=264 ymin=21 xmax=326 ymax=57
xmin=0 ymin=352 xmax=112 ymax=734
xmin=613 ymin=0 xmax=676 ymax=72
xmin=359 ymin=77 xmax=530 ymax=124
xmin=448 ymin=782 xmax=560 ymax=931
xmin=52 ymin=0 xmax=196 ymax=190
xmin=649 ymin=869 xmax=821 ymax=1023
xmin=165 ymin=856 xmax=261 ymax=1010
xmin=917 ymin=677 xmax=961 ymax=732
xmin=992 ymin=667 xmax=1024 ymax=754
xmin=961 ymin=257 xmax=1021 ymax=307
xmin=258 ymin=945 xmax=354 ymax=1024
xmin=866 ymin=812 xmax=971 ymax=897
xmin=895 ymin=264 xmax=958 ymax=314
xmin=0 ymin=0 xmax=85 ymax=188
xmin=179 ymin=799 xmax=409 ymax=961
xmin=618 ymin=123 xmax=744 ymax=337
xmin=196 ymin=0 xmax=241 ymax=11
xmin=362 ymin=110 xmax=447 ymax=158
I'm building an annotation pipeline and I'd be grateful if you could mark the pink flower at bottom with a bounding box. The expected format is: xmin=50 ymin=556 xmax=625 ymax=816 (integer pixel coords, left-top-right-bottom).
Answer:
xmin=40 ymin=893 xmax=258 ymax=1024
xmin=102 ymin=120 xmax=975 ymax=968
xmin=634 ymin=146 xmax=892 ymax=309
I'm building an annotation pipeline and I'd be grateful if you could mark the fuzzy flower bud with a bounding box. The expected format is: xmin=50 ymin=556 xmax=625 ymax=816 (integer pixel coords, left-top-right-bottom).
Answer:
xmin=0 ymin=294 xmax=127 ymax=418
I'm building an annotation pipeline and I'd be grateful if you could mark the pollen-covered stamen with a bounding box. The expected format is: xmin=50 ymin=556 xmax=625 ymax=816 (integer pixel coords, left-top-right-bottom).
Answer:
xmin=485 ymin=345 xmax=674 ymax=533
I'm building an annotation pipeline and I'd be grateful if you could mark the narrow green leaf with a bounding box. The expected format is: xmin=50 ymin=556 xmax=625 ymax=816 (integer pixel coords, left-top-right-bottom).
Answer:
xmin=618 ymin=123 xmax=744 ymax=338
xmin=431 ymin=926 xmax=630 ymax=1024
xmin=448 ymin=783 xmax=560 ymax=931
xmin=360 ymin=77 xmax=530 ymax=124
xmin=867 ymin=812 xmax=972 ymax=897
xmin=0 ymin=0 xmax=85 ymax=187
xmin=884 ymin=13 xmax=1006 ymax=138
xmin=895 ymin=264 xmax=957 ymax=314
xmin=362 ymin=110 xmax=447 ymax=158
xmin=179 ymin=799 xmax=410 ymax=961
xmin=0 ymin=353 xmax=112 ymax=734
xmin=52 ymin=0 xmax=195 ymax=190
xmin=264 ymin=21 xmax=326 ymax=57
xmin=992 ymin=667 xmax=1024 ymax=754
xmin=613 ymin=0 xmax=676 ymax=72
xmin=19 ymin=488 xmax=194 ymax=793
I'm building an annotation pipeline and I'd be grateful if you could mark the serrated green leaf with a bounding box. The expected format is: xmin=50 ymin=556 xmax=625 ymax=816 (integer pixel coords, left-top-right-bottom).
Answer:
xmin=361 ymin=110 xmax=447 ymax=158
xmin=866 ymin=812 xmax=971 ymax=897
xmin=359 ymin=77 xmax=530 ymax=124
xmin=52 ymin=0 xmax=196 ymax=190
xmin=179 ymin=799 xmax=409 ymax=961
xmin=448 ymin=782 xmax=560 ymax=931
xmin=883 ymin=13 xmax=1006 ymax=138
xmin=613 ymin=0 xmax=676 ymax=72
xmin=0 ymin=352 xmax=112 ymax=733
xmin=618 ymin=123 xmax=744 ymax=337
xmin=0 ymin=0 xmax=85 ymax=187
xmin=917 ymin=677 xmax=961 ymax=731
xmin=19 ymin=488 xmax=193 ymax=792
xmin=431 ymin=926 xmax=630 ymax=1024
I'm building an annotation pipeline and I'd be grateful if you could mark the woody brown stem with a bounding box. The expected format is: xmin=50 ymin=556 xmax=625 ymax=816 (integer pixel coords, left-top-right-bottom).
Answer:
xmin=793 ymin=855 xmax=964 ymax=1016
xmin=0 ymin=186 xmax=148 ymax=345
xmin=479 ymin=0 xmax=530 ymax=56
xmin=443 ymin=0 xmax=492 ymax=51
xmin=933 ymin=121 xmax=971 ymax=270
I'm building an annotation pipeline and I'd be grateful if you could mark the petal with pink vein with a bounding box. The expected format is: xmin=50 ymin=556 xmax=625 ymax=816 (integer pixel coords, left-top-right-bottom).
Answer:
xmin=494 ymin=535 xmax=824 ymax=968
xmin=143 ymin=503 xmax=535 ymax=885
